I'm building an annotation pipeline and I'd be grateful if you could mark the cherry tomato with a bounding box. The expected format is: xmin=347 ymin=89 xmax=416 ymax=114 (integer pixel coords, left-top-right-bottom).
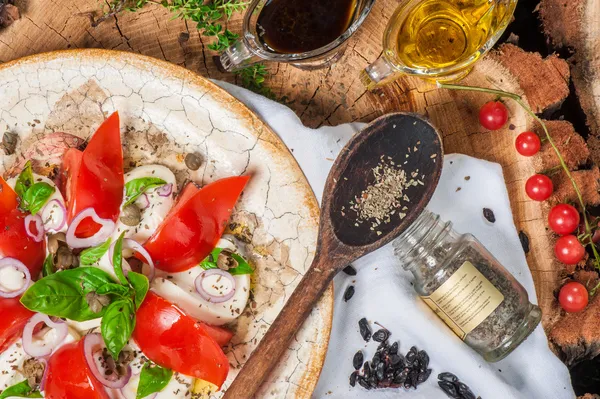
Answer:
xmin=558 ymin=281 xmax=588 ymax=313
xmin=548 ymin=204 xmax=580 ymax=235
xmin=0 ymin=177 xmax=46 ymax=277
xmin=65 ymin=112 xmax=124 ymax=238
xmin=554 ymin=235 xmax=585 ymax=265
xmin=479 ymin=101 xmax=509 ymax=130
xmin=0 ymin=297 xmax=34 ymax=353
xmin=144 ymin=177 xmax=249 ymax=273
xmin=515 ymin=131 xmax=541 ymax=156
xmin=45 ymin=340 xmax=109 ymax=399
xmin=133 ymin=292 xmax=229 ymax=388
xmin=525 ymin=174 xmax=553 ymax=201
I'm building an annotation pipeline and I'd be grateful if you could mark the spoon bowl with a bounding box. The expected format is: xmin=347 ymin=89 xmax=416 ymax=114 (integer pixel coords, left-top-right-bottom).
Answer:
xmin=223 ymin=112 xmax=443 ymax=398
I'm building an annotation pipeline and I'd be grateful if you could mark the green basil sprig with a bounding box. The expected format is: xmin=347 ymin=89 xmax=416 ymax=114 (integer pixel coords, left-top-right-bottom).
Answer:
xmin=79 ymin=238 xmax=112 ymax=267
xmin=0 ymin=380 xmax=42 ymax=399
xmin=15 ymin=161 xmax=55 ymax=214
xmin=200 ymin=248 xmax=254 ymax=275
xmin=42 ymin=253 xmax=55 ymax=277
xmin=137 ymin=362 xmax=173 ymax=399
xmin=101 ymin=299 xmax=136 ymax=360
xmin=112 ymin=233 xmax=129 ymax=285
xmin=128 ymin=271 xmax=149 ymax=309
xmin=20 ymin=267 xmax=116 ymax=321
xmin=123 ymin=177 xmax=167 ymax=207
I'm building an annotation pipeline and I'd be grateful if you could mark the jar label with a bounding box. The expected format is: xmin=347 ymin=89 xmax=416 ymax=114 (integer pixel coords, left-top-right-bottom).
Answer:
xmin=421 ymin=261 xmax=504 ymax=340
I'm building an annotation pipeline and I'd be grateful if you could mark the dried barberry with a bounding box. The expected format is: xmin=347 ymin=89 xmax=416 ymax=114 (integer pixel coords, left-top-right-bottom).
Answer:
xmin=343 ymin=265 xmax=357 ymax=275
xmin=344 ymin=285 xmax=355 ymax=302
xmin=439 ymin=380 xmax=460 ymax=398
xmin=372 ymin=328 xmax=390 ymax=342
xmin=358 ymin=318 xmax=371 ymax=342
xmin=349 ymin=371 xmax=358 ymax=387
xmin=352 ymin=351 xmax=363 ymax=370
xmin=483 ymin=207 xmax=496 ymax=223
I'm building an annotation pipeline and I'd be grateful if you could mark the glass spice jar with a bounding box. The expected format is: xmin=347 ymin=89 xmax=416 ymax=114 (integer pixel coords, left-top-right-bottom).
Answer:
xmin=393 ymin=210 xmax=542 ymax=362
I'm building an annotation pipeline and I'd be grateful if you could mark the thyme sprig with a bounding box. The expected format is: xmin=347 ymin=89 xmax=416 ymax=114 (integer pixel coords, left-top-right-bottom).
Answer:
xmin=438 ymin=82 xmax=600 ymax=293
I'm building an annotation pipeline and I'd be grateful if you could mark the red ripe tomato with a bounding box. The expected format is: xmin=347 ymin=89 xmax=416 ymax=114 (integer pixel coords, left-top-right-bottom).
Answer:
xmin=515 ymin=131 xmax=541 ymax=156
xmin=525 ymin=174 xmax=553 ymax=201
xmin=144 ymin=176 xmax=250 ymax=273
xmin=0 ymin=297 xmax=34 ymax=353
xmin=133 ymin=292 xmax=229 ymax=388
xmin=554 ymin=235 xmax=585 ymax=265
xmin=479 ymin=101 xmax=509 ymax=130
xmin=198 ymin=322 xmax=233 ymax=347
xmin=0 ymin=177 xmax=45 ymax=277
xmin=44 ymin=340 xmax=109 ymax=399
xmin=558 ymin=281 xmax=588 ymax=313
xmin=548 ymin=204 xmax=580 ymax=235
xmin=66 ymin=112 xmax=124 ymax=238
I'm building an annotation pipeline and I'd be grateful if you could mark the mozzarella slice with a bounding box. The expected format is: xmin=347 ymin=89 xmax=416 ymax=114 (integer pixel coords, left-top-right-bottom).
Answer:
xmin=151 ymin=237 xmax=251 ymax=326
xmin=112 ymin=165 xmax=176 ymax=244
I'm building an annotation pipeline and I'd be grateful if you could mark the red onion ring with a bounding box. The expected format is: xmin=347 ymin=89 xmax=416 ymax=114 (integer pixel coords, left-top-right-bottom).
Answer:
xmin=24 ymin=214 xmax=44 ymax=242
xmin=83 ymin=333 xmax=132 ymax=389
xmin=66 ymin=208 xmax=115 ymax=248
xmin=194 ymin=269 xmax=236 ymax=303
xmin=156 ymin=183 xmax=172 ymax=197
xmin=110 ymin=238 xmax=155 ymax=282
xmin=136 ymin=193 xmax=150 ymax=209
xmin=38 ymin=358 xmax=49 ymax=392
xmin=22 ymin=313 xmax=68 ymax=358
xmin=41 ymin=199 xmax=67 ymax=232
xmin=0 ymin=258 xmax=31 ymax=298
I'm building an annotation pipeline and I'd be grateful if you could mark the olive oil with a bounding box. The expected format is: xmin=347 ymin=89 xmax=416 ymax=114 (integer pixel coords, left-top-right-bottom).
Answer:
xmin=256 ymin=0 xmax=357 ymax=54
xmin=395 ymin=0 xmax=512 ymax=69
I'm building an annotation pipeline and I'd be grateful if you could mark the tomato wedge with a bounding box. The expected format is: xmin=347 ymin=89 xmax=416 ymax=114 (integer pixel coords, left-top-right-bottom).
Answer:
xmin=199 ymin=322 xmax=233 ymax=347
xmin=66 ymin=112 xmax=124 ymax=238
xmin=45 ymin=340 xmax=109 ymax=399
xmin=144 ymin=176 xmax=249 ymax=272
xmin=133 ymin=292 xmax=229 ymax=387
xmin=0 ymin=297 xmax=34 ymax=353
xmin=0 ymin=177 xmax=45 ymax=277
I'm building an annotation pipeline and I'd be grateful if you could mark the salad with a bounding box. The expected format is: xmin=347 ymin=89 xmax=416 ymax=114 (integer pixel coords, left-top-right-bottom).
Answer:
xmin=0 ymin=112 xmax=254 ymax=398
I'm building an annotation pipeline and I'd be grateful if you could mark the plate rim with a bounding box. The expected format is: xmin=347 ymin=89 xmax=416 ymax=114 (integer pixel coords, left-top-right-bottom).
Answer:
xmin=0 ymin=48 xmax=333 ymax=398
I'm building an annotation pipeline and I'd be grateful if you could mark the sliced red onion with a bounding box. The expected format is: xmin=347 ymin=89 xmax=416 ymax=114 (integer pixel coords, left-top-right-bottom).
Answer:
xmin=66 ymin=208 xmax=115 ymax=248
xmin=135 ymin=193 xmax=150 ymax=209
xmin=22 ymin=313 xmax=68 ymax=358
xmin=156 ymin=183 xmax=172 ymax=197
xmin=110 ymin=238 xmax=155 ymax=282
xmin=0 ymin=258 xmax=31 ymax=298
xmin=38 ymin=358 xmax=49 ymax=392
xmin=83 ymin=333 xmax=132 ymax=389
xmin=41 ymin=199 xmax=67 ymax=232
xmin=24 ymin=214 xmax=44 ymax=242
xmin=194 ymin=269 xmax=236 ymax=303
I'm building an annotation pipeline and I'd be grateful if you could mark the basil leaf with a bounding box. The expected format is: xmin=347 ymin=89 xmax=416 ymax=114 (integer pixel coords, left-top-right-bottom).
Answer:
xmin=0 ymin=380 xmax=42 ymax=399
xmin=127 ymin=271 xmax=149 ymax=309
xmin=15 ymin=161 xmax=34 ymax=200
xmin=23 ymin=182 xmax=55 ymax=215
xmin=112 ymin=233 xmax=128 ymax=285
xmin=20 ymin=267 xmax=116 ymax=321
xmin=200 ymin=248 xmax=254 ymax=275
xmin=97 ymin=283 xmax=132 ymax=299
xmin=101 ymin=298 xmax=135 ymax=360
xmin=80 ymin=238 xmax=112 ymax=267
xmin=136 ymin=362 xmax=173 ymax=399
xmin=42 ymin=253 xmax=55 ymax=277
xmin=123 ymin=177 xmax=167 ymax=207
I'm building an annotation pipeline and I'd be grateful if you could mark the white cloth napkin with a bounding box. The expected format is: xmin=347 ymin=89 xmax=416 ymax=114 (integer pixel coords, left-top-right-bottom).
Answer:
xmin=214 ymin=81 xmax=575 ymax=399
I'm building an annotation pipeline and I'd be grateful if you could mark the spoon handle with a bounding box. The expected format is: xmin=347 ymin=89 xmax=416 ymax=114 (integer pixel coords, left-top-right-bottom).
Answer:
xmin=223 ymin=255 xmax=337 ymax=398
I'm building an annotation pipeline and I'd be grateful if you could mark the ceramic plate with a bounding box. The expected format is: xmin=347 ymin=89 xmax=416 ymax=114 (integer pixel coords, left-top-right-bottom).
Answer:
xmin=0 ymin=49 xmax=332 ymax=398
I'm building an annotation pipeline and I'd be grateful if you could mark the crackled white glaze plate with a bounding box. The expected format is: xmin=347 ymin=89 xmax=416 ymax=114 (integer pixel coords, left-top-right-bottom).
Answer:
xmin=0 ymin=50 xmax=332 ymax=398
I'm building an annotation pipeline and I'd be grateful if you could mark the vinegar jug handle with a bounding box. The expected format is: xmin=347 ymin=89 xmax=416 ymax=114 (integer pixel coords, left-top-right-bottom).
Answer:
xmin=216 ymin=40 xmax=263 ymax=72
xmin=361 ymin=54 xmax=402 ymax=90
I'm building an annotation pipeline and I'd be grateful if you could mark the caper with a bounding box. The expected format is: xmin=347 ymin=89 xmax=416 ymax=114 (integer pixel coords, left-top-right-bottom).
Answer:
xmin=47 ymin=232 xmax=67 ymax=255
xmin=217 ymin=249 xmax=238 ymax=271
xmin=56 ymin=245 xmax=78 ymax=270
xmin=185 ymin=152 xmax=202 ymax=171
xmin=120 ymin=204 xmax=141 ymax=226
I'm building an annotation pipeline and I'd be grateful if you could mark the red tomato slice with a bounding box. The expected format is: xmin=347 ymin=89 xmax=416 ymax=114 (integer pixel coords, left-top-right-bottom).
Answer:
xmin=66 ymin=112 xmax=124 ymax=238
xmin=45 ymin=340 xmax=109 ymax=399
xmin=59 ymin=147 xmax=82 ymax=203
xmin=0 ymin=297 xmax=34 ymax=353
xmin=133 ymin=292 xmax=229 ymax=387
xmin=198 ymin=322 xmax=233 ymax=347
xmin=0 ymin=177 xmax=45 ymax=277
xmin=144 ymin=176 xmax=250 ymax=272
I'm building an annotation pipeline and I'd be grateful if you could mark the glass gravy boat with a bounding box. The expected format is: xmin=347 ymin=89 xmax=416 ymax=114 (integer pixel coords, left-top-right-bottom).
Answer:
xmin=217 ymin=0 xmax=375 ymax=72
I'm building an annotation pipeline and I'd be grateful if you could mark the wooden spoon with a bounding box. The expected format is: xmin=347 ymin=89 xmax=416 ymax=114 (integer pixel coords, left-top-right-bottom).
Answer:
xmin=223 ymin=112 xmax=443 ymax=398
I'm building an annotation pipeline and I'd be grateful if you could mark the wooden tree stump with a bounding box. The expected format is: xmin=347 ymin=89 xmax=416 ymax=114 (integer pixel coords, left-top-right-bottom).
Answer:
xmin=0 ymin=0 xmax=598 ymax=388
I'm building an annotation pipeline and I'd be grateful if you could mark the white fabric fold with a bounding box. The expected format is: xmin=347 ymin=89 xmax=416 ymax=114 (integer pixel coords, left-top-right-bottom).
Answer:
xmin=214 ymin=80 xmax=575 ymax=399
